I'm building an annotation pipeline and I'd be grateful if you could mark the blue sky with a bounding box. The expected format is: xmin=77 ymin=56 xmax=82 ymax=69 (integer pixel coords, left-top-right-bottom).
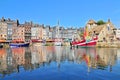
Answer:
xmin=0 ymin=0 xmax=120 ymax=28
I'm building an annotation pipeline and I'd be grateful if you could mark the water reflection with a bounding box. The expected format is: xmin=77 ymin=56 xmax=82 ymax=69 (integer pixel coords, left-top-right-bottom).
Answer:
xmin=0 ymin=46 xmax=119 ymax=78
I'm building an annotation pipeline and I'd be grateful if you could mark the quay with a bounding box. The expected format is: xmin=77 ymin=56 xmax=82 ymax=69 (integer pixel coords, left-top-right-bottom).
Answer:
xmin=1 ymin=41 xmax=120 ymax=48
xmin=96 ymin=42 xmax=120 ymax=48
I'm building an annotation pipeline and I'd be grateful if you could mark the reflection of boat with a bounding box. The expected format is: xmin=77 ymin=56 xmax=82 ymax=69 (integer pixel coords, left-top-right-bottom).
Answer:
xmin=33 ymin=43 xmax=43 ymax=46
xmin=71 ymin=26 xmax=98 ymax=47
xmin=10 ymin=42 xmax=29 ymax=47
xmin=0 ymin=44 xmax=3 ymax=48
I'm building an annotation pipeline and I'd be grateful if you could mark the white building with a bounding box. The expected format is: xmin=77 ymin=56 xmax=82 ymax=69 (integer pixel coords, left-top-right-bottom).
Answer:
xmin=43 ymin=27 xmax=47 ymax=40
xmin=31 ymin=25 xmax=41 ymax=40
xmin=115 ymin=29 xmax=120 ymax=39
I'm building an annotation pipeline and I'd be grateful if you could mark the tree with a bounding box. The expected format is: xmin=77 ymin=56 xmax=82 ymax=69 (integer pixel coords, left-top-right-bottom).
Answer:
xmin=96 ymin=20 xmax=106 ymax=25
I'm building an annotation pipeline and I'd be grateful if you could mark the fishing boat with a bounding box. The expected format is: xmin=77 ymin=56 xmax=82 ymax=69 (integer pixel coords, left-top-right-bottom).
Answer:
xmin=54 ymin=38 xmax=62 ymax=46
xmin=71 ymin=37 xmax=97 ymax=47
xmin=9 ymin=42 xmax=29 ymax=47
xmin=71 ymin=26 xmax=98 ymax=47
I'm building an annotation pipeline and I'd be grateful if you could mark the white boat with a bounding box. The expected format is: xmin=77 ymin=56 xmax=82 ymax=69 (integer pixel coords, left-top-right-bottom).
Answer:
xmin=54 ymin=40 xmax=62 ymax=46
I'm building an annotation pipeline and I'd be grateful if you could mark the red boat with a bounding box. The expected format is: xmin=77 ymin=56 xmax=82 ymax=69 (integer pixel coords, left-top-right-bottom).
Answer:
xmin=71 ymin=27 xmax=98 ymax=47
xmin=71 ymin=37 xmax=98 ymax=47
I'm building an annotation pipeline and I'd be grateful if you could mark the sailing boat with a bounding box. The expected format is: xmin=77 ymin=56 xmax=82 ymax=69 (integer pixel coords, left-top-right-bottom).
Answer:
xmin=54 ymin=21 xmax=62 ymax=46
xmin=71 ymin=26 xmax=98 ymax=47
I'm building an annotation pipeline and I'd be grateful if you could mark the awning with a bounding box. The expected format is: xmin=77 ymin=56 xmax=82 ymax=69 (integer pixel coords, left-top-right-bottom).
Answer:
xmin=0 ymin=40 xmax=6 ymax=42
xmin=12 ymin=40 xmax=24 ymax=43
xmin=46 ymin=39 xmax=54 ymax=42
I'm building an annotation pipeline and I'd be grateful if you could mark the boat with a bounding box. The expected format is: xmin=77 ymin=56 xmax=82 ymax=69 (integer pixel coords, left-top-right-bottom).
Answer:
xmin=9 ymin=42 xmax=29 ymax=47
xmin=71 ymin=26 xmax=98 ymax=47
xmin=71 ymin=37 xmax=97 ymax=47
xmin=54 ymin=38 xmax=62 ymax=46
xmin=0 ymin=44 xmax=3 ymax=48
xmin=31 ymin=39 xmax=43 ymax=43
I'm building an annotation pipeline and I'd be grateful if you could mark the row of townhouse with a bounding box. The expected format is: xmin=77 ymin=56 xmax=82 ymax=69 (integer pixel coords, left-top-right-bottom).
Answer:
xmin=0 ymin=17 xmax=82 ymax=42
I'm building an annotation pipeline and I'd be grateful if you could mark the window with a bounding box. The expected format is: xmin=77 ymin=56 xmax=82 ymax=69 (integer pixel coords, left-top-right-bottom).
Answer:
xmin=107 ymin=24 xmax=110 ymax=31
xmin=108 ymin=26 xmax=110 ymax=31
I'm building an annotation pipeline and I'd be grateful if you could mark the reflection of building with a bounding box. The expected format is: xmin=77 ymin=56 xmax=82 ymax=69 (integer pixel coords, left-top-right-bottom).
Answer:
xmin=0 ymin=46 xmax=119 ymax=77
xmin=23 ymin=47 xmax=32 ymax=70
xmin=96 ymin=48 xmax=117 ymax=71
xmin=0 ymin=49 xmax=7 ymax=72
xmin=31 ymin=46 xmax=48 ymax=64
xmin=97 ymin=48 xmax=117 ymax=65
xmin=117 ymin=49 xmax=120 ymax=61
xmin=12 ymin=47 xmax=25 ymax=65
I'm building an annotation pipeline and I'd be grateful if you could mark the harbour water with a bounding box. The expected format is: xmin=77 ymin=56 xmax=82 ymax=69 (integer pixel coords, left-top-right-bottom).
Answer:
xmin=0 ymin=46 xmax=120 ymax=80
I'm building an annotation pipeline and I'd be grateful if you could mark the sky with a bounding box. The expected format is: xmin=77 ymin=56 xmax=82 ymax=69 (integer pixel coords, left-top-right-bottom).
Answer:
xmin=0 ymin=0 xmax=120 ymax=28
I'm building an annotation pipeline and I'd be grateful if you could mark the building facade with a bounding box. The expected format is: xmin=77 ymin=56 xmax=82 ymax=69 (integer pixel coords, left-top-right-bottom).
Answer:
xmin=86 ymin=19 xmax=115 ymax=42
xmin=31 ymin=24 xmax=43 ymax=40
xmin=115 ymin=29 xmax=120 ymax=39
xmin=12 ymin=25 xmax=25 ymax=42
xmin=0 ymin=21 xmax=7 ymax=41
xmin=0 ymin=17 xmax=18 ymax=42
xmin=61 ymin=28 xmax=78 ymax=42
xmin=24 ymin=22 xmax=32 ymax=42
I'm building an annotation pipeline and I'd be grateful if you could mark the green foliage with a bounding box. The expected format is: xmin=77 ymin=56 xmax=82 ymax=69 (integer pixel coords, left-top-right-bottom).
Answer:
xmin=96 ymin=20 xmax=106 ymax=25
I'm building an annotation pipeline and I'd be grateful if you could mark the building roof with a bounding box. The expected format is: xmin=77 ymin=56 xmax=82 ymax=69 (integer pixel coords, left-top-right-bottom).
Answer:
xmin=87 ymin=19 xmax=96 ymax=24
xmin=92 ymin=25 xmax=104 ymax=33
xmin=88 ymin=24 xmax=105 ymax=35
xmin=89 ymin=22 xmax=115 ymax=35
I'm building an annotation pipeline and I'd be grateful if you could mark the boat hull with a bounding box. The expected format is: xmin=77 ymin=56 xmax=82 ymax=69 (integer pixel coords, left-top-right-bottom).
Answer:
xmin=71 ymin=40 xmax=97 ymax=47
xmin=10 ymin=43 xmax=29 ymax=47
xmin=54 ymin=42 xmax=62 ymax=46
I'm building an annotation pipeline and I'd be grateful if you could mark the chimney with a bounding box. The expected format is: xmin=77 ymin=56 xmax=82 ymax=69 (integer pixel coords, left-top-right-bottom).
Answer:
xmin=16 ymin=19 xmax=19 ymax=26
